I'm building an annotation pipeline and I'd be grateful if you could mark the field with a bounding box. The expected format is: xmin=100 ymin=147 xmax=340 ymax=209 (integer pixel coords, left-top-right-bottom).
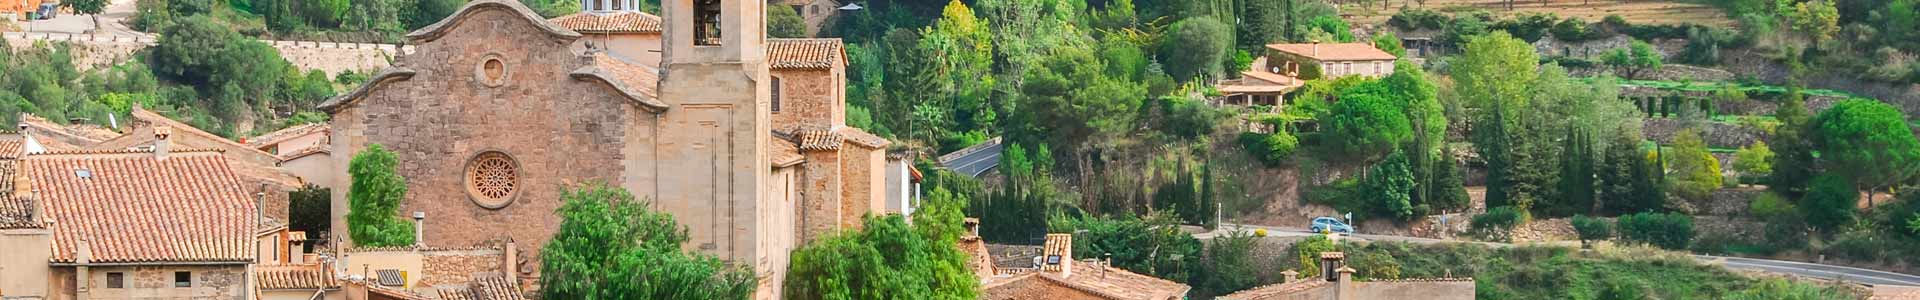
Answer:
xmin=1341 ymin=0 xmax=1734 ymax=27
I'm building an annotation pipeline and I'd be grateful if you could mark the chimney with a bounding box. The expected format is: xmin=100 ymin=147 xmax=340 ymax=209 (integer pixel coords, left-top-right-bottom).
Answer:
xmin=1041 ymin=233 xmax=1073 ymax=278
xmin=152 ymin=125 xmax=172 ymax=159
xmin=1312 ymin=40 xmax=1321 ymax=58
xmin=503 ymin=239 xmax=519 ymax=288
xmin=1335 ymin=266 xmax=1357 ymax=300
xmin=1282 ymin=269 xmax=1299 ymax=283
xmin=76 ymin=238 xmax=91 ymax=297
xmin=412 ymin=212 xmax=426 ymax=246
xmin=1320 ymin=252 xmax=1346 ymax=281
xmin=963 ymin=218 xmax=981 ymax=237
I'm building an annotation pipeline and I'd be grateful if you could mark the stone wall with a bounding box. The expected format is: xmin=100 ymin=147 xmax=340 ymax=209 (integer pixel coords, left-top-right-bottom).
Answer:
xmin=328 ymin=6 xmax=643 ymax=268
xmin=2 ymin=32 xmax=406 ymax=76
xmin=1642 ymin=118 xmax=1764 ymax=149
xmin=50 ymin=265 xmax=247 ymax=300
xmin=1351 ymin=280 xmax=1477 ymax=300
xmin=771 ymin=68 xmax=843 ymax=129
xmin=420 ymin=248 xmax=506 ymax=288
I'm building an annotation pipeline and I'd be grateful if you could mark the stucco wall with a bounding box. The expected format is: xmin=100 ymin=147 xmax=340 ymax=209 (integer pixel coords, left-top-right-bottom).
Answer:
xmin=281 ymin=153 xmax=337 ymax=190
xmin=338 ymin=250 xmax=425 ymax=288
xmin=1348 ymin=281 xmax=1475 ymax=300
xmin=0 ymin=228 xmax=51 ymax=299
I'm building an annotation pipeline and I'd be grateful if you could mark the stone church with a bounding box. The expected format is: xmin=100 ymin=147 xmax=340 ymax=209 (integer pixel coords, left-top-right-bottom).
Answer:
xmin=317 ymin=0 xmax=892 ymax=298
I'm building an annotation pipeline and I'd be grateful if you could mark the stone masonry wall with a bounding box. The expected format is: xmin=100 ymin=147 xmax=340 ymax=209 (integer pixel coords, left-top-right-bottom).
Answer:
xmin=3 ymin=32 xmax=405 ymax=76
xmin=330 ymin=7 xmax=641 ymax=270
xmin=50 ymin=265 xmax=246 ymax=300
xmin=420 ymin=248 xmax=505 ymax=288
xmin=771 ymin=68 xmax=842 ymax=129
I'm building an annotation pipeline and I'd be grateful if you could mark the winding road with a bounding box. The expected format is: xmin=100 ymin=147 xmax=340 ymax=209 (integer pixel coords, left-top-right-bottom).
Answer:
xmin=938 ymin=137 xmax=1003 ymax=177
xmin=1200 ymin=222 xmax=1920 ymax=287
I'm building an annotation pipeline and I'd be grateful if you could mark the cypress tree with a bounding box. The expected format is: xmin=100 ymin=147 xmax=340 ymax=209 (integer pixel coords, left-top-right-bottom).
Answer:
xmin=1482 ymin=100 xmax=1515 ymax=209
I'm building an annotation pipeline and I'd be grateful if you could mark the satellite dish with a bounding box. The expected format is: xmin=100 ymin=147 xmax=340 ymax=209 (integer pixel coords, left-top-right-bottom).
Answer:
xmin=838 ymin=3 xmax=863 ymax=10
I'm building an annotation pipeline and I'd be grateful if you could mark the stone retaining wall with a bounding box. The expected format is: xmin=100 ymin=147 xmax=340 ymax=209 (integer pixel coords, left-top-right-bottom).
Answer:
xmin=2 ymin=32 xmax=406 ymax=76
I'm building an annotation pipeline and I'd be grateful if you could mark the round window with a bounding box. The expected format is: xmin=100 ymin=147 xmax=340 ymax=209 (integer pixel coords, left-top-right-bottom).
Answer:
xmin=475 ymin=54 xmax=508 ymax=87
xmin=465 ymin=151 xmax=519 ymax=209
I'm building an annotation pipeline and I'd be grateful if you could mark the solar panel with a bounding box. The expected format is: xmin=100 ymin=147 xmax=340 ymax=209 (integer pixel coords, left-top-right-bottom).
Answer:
xmin=1045 ymin=255 xmax=1062 ymax=265
xmin=375 ymin=269 xmax=406 ymax=286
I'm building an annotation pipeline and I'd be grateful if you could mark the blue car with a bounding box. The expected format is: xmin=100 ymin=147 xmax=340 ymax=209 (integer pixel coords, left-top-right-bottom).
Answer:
xmin=35 ymin=4 xmax=56 ymax=20
xmin=1310 ymin=217 xmax=1354 ymax=234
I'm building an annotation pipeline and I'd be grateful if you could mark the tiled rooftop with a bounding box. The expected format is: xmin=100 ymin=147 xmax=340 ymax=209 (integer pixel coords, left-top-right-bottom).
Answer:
xmin=1266 ymin=42 xmax=1397 ymax=62
xmin=29 ymin=149 xmax=257 ymax=263
xmin=244 ymin=123 xmax=329 ymax=149
xmin=436 ymin=276 xmax=526 ymax=300
xmin=548 ymin=11 xmax=662 ymax=33
xmin=256 ymin=263 xmax=340 ymax=290
xmin=768 ymin=38 xmax=845 ymax=70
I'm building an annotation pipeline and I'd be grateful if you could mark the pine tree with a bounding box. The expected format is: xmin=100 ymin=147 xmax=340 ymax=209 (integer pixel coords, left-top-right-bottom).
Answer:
xmin=1597 ymin=133 xmax=1644 ymax=215
xmin=1482 ymin=101 xmax=1516 ymax=209
xmin=1769 ymin=90 xmax=1817 ymax=198
xmin=1553 ymin=128 xmax=1596 ymax=217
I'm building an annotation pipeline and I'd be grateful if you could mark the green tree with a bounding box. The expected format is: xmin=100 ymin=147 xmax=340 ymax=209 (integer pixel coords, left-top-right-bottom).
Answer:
xmin=1374 ymin=31 xmax=1406 ymax=57
xmin=918 ymin=0 xmax=996 ymax=138
xmin=405 ymin=0 xmax=465 ymax=29
xmin=1601 ymin=39 xmax=1663 ymax=80
xmin=1051 ymin=213 xmax=1201 ymax=282
xmin=1770 ymin=91 xmax=1817 ymax=197
xmin=1801 ymin=174 xmax=1857 ymax=232
xmin=1550 ymin=128 xmax=1596 ymax=217
xmin=1161 ymin=17 xmax=1232 ymax=82
xmin=1616 ymin=212 xmax=1693 ymax=250
xmin=541 ymin=183 xmax=757 ymax=299
xmin=1196 ymin=230 xmax=1261 ymax=297
xmin=1455 ymin=32 xmax=1538 ymax=210
xmin=768 ymin=4 xmax=807 ymax=38
xmin=1666 ymin=129 xmax=1722 ymax=202
xmin=345 ymin=144 xmax=414 ymax=247
xmin=1598 ymin=135 xmax=1665 ymax=215
xmin=1301 ymin=15 xmax=1355 ymax=42
xmin=786 ymin=213 xmax=979 ymax=300
xmin=303 ymin=0 xmax=349 ymax=27
xmin=1291 ymin=235 xmax=1336 ymax=274
xmin=1324 ymin=91 xmax=1411 ymax=160
xmin=1571 ymin=215 xmax=1613 ymax=249
xmin=288 ymin=185 xmax=332 ymax=241
xmin=1365 ymin=150 xmax=1417 ymax=219
xmin=1812 ymin=99 xmax=1920 ymax=206
xmin=1733 ymin=141 xmax=1774 ymax=175
xmin=63 ymin=0 xmax=109 ymax=29
xmin=1884 ymin=0 xmax=1917 ymax=47
xmin=1237 ymin=0 xmax=1288 ymax=49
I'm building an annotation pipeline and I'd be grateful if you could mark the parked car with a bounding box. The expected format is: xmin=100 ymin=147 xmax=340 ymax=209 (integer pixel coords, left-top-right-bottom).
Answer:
xmin=1310 ymin=217 xmax=1354 ymax=234
xmin=35 ymin=4 xmax=57 ymax=20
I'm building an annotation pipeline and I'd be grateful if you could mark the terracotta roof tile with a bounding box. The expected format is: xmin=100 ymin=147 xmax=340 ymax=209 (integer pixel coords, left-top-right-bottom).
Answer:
xmin=257 ymin=263 xmax=340 ymax=290
xmin=436 ymin=277 xmax=525 ymax=300
xmin=0 ymin=138 xmax=24 ymax=159
xmin=1216 ymin=280 xmax=1331 ymax=300
xmin=790 ymin=127 xmax=842 ymax=151
xmin=982 ymin=262 xmax=1193 ymax=300
xmin=19 ymin=114 xmax=116 ymax=151
xmin=834 ymin=127 xmax=889 ymax=149
xmin=548 ymin=11 xmax=662 ymax=33
xmin=768 ymin=39 xmax=845 ymax=70
xmin=245 ymin=123 xmax=329 ymax=149
xmin=29 ymin=149 xmax=257 ymax=263
xmin=0 ymin=160 xmax=39 ymax=229
xmin=1266 ymin=42 xmax=1397 ymax=62
xmin=771 ymin=135 xmax=805 ymax=168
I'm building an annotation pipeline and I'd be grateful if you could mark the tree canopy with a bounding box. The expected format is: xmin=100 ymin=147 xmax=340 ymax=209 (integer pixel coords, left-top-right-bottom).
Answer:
xmin=345 ymin=144 xmax=414 ymax=247
xmin=541 ymin=182 xmax=757 ymax=300
xmin=1811 ymin=99 xmax=1920 ymax=199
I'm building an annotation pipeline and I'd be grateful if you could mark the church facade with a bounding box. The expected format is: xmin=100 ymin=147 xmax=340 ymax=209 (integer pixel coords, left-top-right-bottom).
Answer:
xmin=318 ymin=0 xmax=891 ymax=298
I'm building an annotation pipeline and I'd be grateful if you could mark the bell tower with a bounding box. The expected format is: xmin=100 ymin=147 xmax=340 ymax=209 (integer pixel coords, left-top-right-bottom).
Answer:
xmin=653 ymin=1 xmax=780 ymax=295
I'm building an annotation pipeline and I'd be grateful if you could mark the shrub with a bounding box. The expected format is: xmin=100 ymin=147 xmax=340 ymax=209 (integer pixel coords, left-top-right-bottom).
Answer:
xmin=1748 ymin=192 xmax=1797 ymax=219
xmin=1732 ymin=141 xmax=1774 ymax=175
xmin=1388 ymin=8 xmax=1448 ymax=30
xmin=1616 ymin=212 xmax=1694 ymax=250
xmin=1802 ymin=174 xmax=1858 ymax=232
xmin=1471 ymin=206 xmax=1529 ymax=242
xmin=1291 ymin=235 xmax=1336 ymax=274
xmin=1239 ymin=132 xmax=1298 ymax=166
xmin=1571 ymin=215 xmax=1613 ymax=248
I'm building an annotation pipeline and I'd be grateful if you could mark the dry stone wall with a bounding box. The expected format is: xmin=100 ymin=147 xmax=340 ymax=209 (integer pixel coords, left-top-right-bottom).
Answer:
xmin=2 ymin=32 xmax=407 ymax=76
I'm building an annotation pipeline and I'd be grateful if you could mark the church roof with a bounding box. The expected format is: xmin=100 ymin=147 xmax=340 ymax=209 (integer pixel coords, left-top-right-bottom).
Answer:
xmin=771 ymin=135 xmax=805 ymax=168
xmin=28 ymin=149 xmax=257 ymax=264
xmin=548 ymin=11 xmax=662 ymax=34
xmin=768 ymin=39 xmax=846 ymax=70
xmin=318 ymin=67 xmax=417 ymax=113
xmin=569 ymin=57 xmax=669 ymax=112
xmin=408 ymin=0 xmax=582 ymax=44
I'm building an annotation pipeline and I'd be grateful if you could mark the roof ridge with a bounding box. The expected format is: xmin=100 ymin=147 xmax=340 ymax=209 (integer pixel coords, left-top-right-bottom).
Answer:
xmin=32 ymin=148 xmax=225 ymax=156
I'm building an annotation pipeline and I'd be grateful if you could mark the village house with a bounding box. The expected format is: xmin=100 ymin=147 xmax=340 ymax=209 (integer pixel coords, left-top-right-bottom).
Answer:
xmin=245 ymin=123 xmax=339 ymax=191
xmin=0 ymin=126 xmax=262 ymax=300
xmin=317 ymin=0 xmax=903 ymax=298
xmin=977 ymin=233 xmax=1192 ymax=300
xmin=1216 ymin=252 xmax=1475 ymax=300
xmin=772 ymin=0 xmax=844 ymax=36
xmin=1218 ymin=41 xmax=1398 ymax=108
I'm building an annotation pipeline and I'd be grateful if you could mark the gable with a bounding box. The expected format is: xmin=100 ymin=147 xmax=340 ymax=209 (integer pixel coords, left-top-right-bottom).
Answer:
xmin=407 ymin=0 xmax=581 ymax=44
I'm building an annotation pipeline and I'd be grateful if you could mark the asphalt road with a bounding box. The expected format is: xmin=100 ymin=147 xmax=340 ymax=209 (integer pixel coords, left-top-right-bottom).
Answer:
xmin=1201 ymin=222 xmax=1920 ymax=287
xmin=19 ymin=0 xmax=145 ymax=37
xmin=939 ymin=139 xmax=1003 ymax=177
